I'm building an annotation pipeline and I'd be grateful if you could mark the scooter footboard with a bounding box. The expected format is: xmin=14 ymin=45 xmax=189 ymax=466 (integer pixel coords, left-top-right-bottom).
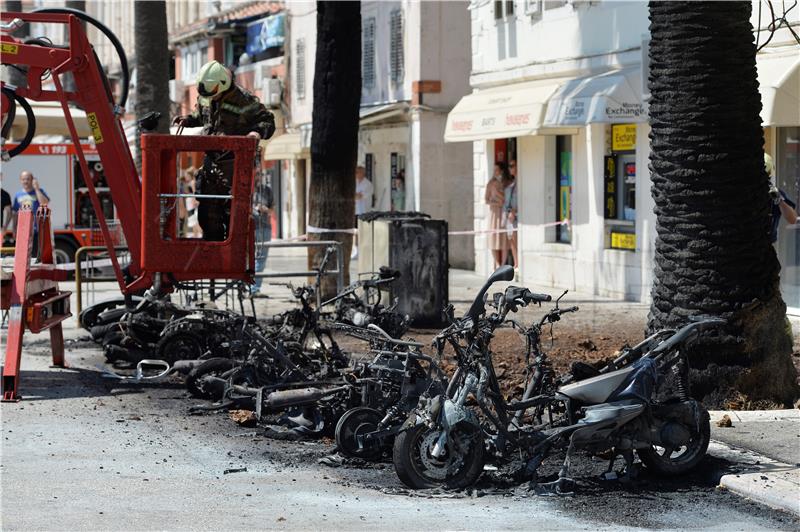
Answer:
xmin=570 ymin=400 xmax=645 ymax=445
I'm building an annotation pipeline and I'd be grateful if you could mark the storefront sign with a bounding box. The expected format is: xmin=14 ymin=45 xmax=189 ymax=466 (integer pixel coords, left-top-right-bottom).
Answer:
xmin=604 ymin=156 xmax=617 ymax=219
xmin=246 ymin=13 xmax=285 ymax=56
xmin=611 ymin=232 xmax=636 ymax=250
xmin=612 ymin=124 xmax=636 ymax=151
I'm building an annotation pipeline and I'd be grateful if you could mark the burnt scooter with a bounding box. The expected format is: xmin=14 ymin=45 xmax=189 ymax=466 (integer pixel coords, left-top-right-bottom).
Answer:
xmin=334 ymin=325 xmax=447 ymax=460
xmin=392 ymin=266 xmax=724 ymax=491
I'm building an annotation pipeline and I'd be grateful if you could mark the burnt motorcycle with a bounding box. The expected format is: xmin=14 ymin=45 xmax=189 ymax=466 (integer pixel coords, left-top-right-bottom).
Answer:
xmin=392 ymin=265 xmax=724 ymax=492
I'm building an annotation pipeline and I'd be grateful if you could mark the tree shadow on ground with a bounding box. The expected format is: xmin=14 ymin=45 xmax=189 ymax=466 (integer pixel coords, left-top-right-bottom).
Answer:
xmin=6 ymin=365 xmax=185 ymax=402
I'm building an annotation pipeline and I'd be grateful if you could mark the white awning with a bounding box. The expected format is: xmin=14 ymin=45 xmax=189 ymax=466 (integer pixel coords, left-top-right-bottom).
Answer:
xmin=7 ymin=101 xmax=91 ymax=139
xmin=757 ymin=52 xmax=800 ymax=127
xmin=262 ymin=132 xmax=307 ymax=160
xmin=544 ymin=68 xmax=646 ymax=126
xmin=444 ymin=77 xmax=572 ymax=142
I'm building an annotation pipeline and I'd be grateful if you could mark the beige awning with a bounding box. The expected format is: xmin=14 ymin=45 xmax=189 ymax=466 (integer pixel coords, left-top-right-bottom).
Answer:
xmin=7 ymin=101 xmax=91 ymax=139
xmin=444 ymin=77 xmax=572 ymax=142
xmin=544 ymin=68 xmax=646 ymax=126
xmin=757 ymin=52 xmax=800 ymax=127
xmin=262 ymin=132 xmax=307 ymax=160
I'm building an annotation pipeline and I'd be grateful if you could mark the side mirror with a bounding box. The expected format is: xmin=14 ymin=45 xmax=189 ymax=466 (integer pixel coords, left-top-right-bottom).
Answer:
xmin=466 ymin=265 xmax=514 ymax=319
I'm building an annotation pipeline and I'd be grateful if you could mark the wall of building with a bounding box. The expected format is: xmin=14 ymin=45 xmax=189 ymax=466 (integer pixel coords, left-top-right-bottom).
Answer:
xmin=411 ymin=0 xmax=474 ymax=269
xmin=470 ymin=1 xmax=649 ymax=86
xmin=286 ymin=0 xmax=316 ymax=129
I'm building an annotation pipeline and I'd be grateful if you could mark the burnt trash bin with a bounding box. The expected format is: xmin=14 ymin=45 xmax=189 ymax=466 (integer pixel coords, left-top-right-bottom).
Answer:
xmin=357 ymin=211 xmax=448 ymax=327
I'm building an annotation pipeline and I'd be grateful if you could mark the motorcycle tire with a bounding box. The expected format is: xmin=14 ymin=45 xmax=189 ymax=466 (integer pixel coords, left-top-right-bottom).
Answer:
xmin=392 ymin=422 xmax=484 ymax=490
xmin=90 ymin=322 xmax=122 ymax=342
xmin=638 ymin=404 xmax=710 ymax=476
xmin=335 ymin=407 xmax=386 ymax=461
xmin=79 ymin=299 xmax=126 ymax=330
xmin=156 ymin=329 xmax=205 ymax=363
xmin=186 ymin=358 xmax=236 ymax=399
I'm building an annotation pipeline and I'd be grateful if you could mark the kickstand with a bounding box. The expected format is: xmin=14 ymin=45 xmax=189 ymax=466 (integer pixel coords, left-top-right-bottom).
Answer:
xmin=601 ymin=451 xmax=618 ymax=481
xmin=619 ymin=449 xmax=639 ymax=483
xmin=533 ymin=438 xmax=576 ymax=496
xmin=533 ymin=476 xmax=575 ymax=496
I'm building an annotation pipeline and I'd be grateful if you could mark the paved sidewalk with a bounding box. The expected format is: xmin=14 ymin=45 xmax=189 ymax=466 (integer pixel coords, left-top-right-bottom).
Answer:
xmin=709 ymin=410 xmax=800 ymax=516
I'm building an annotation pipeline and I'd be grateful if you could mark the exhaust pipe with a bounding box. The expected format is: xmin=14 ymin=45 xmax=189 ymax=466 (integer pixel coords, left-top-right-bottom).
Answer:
xmin=263 ymin=385 xmax=351 ymax=410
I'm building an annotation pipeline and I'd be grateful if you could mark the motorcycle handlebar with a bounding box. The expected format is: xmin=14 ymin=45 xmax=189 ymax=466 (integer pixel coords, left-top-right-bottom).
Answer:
xmin=524 ymin=291 xmax=552 ymax=304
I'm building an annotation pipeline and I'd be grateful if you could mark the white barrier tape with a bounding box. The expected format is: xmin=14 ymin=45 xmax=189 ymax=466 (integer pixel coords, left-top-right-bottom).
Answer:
xmin=447 ymin=219 xmax=570 ymax=236
xmin=306 ymin=225 xmax=359 ymax=235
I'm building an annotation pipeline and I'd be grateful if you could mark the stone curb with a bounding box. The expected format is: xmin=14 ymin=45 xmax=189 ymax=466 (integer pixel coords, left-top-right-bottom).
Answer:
xmin=709 ymin=409 xmax=800 ymax=423
xmin=707 ymin=441 xmax=800 ymax=517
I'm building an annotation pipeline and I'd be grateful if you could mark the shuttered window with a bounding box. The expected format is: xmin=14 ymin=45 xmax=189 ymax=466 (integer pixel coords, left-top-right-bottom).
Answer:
xmin=390 ymin=9 xmax=404 ymax=86
xmin=362 ymin=17 xmax=376 ymax=89
xmin=295 ymin=38 xmax=306 ymax=99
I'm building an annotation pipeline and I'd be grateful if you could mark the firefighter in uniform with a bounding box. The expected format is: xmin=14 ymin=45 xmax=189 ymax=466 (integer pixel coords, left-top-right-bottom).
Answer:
xmin=173 ymin=60 xmax=275 ymax=241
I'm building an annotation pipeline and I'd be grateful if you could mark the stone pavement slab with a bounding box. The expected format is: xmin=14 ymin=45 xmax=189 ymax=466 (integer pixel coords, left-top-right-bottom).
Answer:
xmin=708 ymin=410 xmax=800 ymax=517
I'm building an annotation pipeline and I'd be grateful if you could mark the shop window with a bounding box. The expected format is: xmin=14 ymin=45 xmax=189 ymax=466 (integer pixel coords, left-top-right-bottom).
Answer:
xmin=604 ymin=124 xmax=637 ymax=251
xmin=556 ymin=135 xmax=572 ymax=244
xmin=362 ymin=17 xmax=376 ymax=90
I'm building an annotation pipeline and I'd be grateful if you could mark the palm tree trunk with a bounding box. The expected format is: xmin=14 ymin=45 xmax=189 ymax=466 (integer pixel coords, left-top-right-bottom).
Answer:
xmin=307 ymin=1 xmax=361 ymax=296
xmin=134 ymin=0 xmax=170 ymax=169
xmin=647 ymin=1 xmax=797 ymax=407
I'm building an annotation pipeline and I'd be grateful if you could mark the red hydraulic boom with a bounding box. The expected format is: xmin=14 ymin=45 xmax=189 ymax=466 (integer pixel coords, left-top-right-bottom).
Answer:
xmin=1 ymin=10 xmax=258 ymax=294
xmin=0 ymin=10 xmax=258 ymax=400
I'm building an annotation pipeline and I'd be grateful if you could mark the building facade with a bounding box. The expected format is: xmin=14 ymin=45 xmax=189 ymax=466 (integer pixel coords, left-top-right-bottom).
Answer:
xmin=286 ymin=0 xmax=475 ymax=268
xmin=454 ymin=0 xmax=799 ymax=310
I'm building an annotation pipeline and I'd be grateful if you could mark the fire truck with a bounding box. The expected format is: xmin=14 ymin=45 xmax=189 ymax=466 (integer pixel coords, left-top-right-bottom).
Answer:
xmin=2 ymin=142 xmax=118 ymax=264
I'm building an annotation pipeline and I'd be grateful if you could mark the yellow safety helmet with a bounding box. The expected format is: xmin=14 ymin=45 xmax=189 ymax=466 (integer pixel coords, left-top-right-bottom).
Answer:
xmin=764 ymin=153 xmax=774 ymax=177
xmin=196 ymin=60 xmax=232 ymax=105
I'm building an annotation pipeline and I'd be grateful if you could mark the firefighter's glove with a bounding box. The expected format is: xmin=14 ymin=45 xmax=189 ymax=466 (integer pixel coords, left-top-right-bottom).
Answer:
xmin=769 ymin=185 xmax=781 ymax=205
xmin=172 ymin=115 xmax=191 ymax=127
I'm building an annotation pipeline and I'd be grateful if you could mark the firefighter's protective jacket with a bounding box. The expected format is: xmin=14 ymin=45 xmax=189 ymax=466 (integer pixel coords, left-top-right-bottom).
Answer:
xmin=183 ymin=85 xmax=275 ymax=140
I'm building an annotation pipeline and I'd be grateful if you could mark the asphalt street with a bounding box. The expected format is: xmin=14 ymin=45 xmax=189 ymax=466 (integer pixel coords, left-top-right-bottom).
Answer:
xmin=2 ymin=333 xmax=798 ymax=531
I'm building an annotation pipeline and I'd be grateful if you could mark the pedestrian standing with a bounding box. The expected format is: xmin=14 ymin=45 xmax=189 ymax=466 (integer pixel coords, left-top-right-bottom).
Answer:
xmin=12 ymin=170 xmax=50 ymax=252
xmin=352 ymin=165 xmax=373 ymax=259
xmin=485 ymin=162 xmax=509 ymax=269
xmin=1 ymin=182 xmax=12 ymax=244
xmin=250 ymin=172 xmax=273 ymax=297
xmin=391 ymin=170 xmax=406 ymax=212
xmin=767 ymin=152 xmax=798 ymax=243
xmin=505 ymin=160 xmax=519 ymax=271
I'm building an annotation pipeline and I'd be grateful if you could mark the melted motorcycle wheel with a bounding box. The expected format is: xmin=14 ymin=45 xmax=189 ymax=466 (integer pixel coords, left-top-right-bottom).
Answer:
xmin=335 ymin=407 xmax=385 ymax=461
xmin=156 ymin=330 xmax=204 ymax=363
xmin=638 ymin=405 xmax=710 ymax=475
xmin=186 ymin=358 xmax=236 ymax=399
xmin=392 ymin=423 xmax=484 ymax=489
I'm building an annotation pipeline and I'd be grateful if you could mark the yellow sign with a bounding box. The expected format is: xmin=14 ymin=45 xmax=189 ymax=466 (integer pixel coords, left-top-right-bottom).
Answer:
xmin=611 ymin=232 xmax=636 ymax=250
xmin=86 ymin=112 xmax=104 ymax=144
xmin=612 ymin=124 xmax=636 ymax=151
xmin=1 ymin=43 xmax=19 ymax=55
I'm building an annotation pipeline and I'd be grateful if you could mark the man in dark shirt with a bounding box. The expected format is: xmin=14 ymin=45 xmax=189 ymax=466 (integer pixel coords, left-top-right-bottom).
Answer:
xmin=250 ymin=173 xmax=273 ymax=296
xmin=173 ymin=60 xmax=275 ymax=241
xmin=1 ymin=185 xmax=12 ymax=243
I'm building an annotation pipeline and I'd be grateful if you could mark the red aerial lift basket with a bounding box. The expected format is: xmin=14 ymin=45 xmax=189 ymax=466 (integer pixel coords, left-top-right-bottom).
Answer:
xmin=140 ymin=134 xmax=257 ymax=283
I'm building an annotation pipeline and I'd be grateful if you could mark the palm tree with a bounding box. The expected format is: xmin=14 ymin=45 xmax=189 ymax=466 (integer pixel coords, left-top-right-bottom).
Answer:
xmin=133 ymin=0 xmax=170 ymax=168
xmin=307 ymin=1 xmax=361 ymax=295
xmin=647 ymin=1 xmax=797 ymax=406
